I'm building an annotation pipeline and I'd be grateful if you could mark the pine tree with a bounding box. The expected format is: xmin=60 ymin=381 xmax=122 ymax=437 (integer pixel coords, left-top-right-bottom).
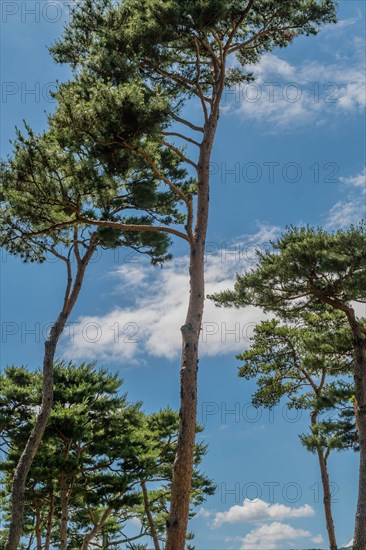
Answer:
xmin=210 ymin=224 xmax=366 ymax=548
xmin=0 ymin=124 xmax=187 ymax=549
xmin=235 ymin=308 xmax=356 ymax=549
xmin=44 ymin=4 xmax=339 ymax=545
xmin=0 ymin=363 xmax=215 ymax=549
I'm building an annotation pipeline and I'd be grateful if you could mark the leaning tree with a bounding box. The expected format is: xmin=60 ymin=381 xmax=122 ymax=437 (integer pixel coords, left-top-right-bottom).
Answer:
xmin=210 ymin=224 xmax=366 ymax=548
xmin=0 ymin=124 xmax=188 ymax=549
xmin=42 ymin=3 xmax=338 ymax=546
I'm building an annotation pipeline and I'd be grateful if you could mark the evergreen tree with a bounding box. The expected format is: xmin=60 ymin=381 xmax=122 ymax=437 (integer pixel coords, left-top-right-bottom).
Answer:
xmin=210 ymin=224 xmax=366 ymax=548
xmin=0 ymin=123 xmax=187 ymax=549
xmin=236 ymin=308 xmax=356 ymax=550
xmin=0 ymin=363 xmax=215 ymax=549
xmin=15 ymin=4 xmax=338 ymax=546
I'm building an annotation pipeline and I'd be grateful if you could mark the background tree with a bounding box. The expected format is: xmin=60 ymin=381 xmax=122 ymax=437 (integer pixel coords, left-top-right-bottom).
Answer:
xmin=234 ymin=308 xmax=356 ymax=550
xmin=210 ymin=224 xmax=366 ymax=548
xmin=0 ymin=125 xmax=187 ymax=549
xmin=0 ymin=362 xmax=215 ymax=549
xmin=43 ymin=3 xmax=338 ymax=545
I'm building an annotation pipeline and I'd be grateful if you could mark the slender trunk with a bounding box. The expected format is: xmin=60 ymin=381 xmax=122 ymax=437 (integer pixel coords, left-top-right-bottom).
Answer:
xmin=141 ymin=479 xmax=160 ymax=550
xmin=318 ymin=451 xmax=337 ymax=550
xmin=311 ymin=410 xmax=337 ymax=550
xmin=5 ymin=243 xmax=96 ymax=550
xmin=44 ymin=490 xmax=54 ymax=550
xmin=165 ymin=78 xmax=223 ymax=549
xmin=26 ymin=533 xmax=34 ymax=550
xmin=35 ymin=503 xmax=42 ymax=550
xmin=5 ymin=322 xmax=64 ymax=550
xmin=348 ymin=310 xmax=366 ymax=550
xmin=60 ymin=474 xmax=69 ymax=550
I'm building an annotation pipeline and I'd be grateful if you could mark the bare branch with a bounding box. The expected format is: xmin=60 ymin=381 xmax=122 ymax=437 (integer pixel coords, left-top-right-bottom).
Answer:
xmin=171 ymin=114 xmax=204 ymax=133
xmin=163 ymin=132 xmax=201 ymax=147
xmin=79 ymin=217 xmax=190 ymax=243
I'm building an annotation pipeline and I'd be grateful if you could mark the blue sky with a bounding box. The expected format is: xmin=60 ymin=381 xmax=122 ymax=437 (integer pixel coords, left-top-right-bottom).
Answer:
xmin=1 ymin=1 xmax=366 ymax=548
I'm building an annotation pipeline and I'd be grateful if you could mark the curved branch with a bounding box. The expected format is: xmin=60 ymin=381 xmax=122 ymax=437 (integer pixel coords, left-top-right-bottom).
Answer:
xmin=78 ymin=217 xmax=190 ymax=243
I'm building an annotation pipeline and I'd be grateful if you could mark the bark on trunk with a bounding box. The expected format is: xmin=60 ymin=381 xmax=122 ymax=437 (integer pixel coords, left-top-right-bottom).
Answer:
xmin=311 ymin=410 xmax=337 ymax=550
xmin=348 ymin=310 xmax=366 ymax=550
xmin=165 ymin=77 xmax=223 ymax=549
xmin=60 ymin=474 xmax=69 ymax=550
xmin=141 ymin=480 xmax=160 ymax=550
xmin=35 ymin=504 xmax=42 ymax=550
xmin=5 ymin=242 xmax=96 ymax=550
xmin=317 ymin=450 xmax=337 ymax=549
xmin=44 ymin=490 xmax=54 ymax=550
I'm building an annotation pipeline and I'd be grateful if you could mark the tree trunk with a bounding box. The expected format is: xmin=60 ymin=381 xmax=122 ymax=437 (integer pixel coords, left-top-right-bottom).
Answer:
xmin=60 ymin=474 xmax=69 ymax=550
xmin=165 ymin=78 xmax=223 ymax=549
xmin=44 ymin=490 xmax=54 ymax=550
xmin=5 ymin=243 xmax=96 ymax=550
xmin=317 ymin=451 xmax=337 ymax=549
xmin=310 ymin=409 xmax=337 ymax=550
xmin=35 ymin=503 xmax=42 ymax=550
xmin=141 ymin=480 xmax=160 ymax=550
xmin=348 ymin=310 xmax=366 ymax=550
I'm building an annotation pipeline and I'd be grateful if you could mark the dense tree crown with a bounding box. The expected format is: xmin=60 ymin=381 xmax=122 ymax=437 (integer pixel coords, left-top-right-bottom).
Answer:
xmin=0 ymin=1 xmax=340 ymax=548
xmin=210 ymin=224 xmax=366 ymax=549
xmin=210 ymin=224 xmax=366 ymax=314
xmin=0 ymin=362 xmax=214 ymax=549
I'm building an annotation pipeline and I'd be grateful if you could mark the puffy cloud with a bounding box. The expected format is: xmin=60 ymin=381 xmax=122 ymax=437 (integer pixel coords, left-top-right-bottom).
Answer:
xmin=312 ymin=534 xmax=324 ymax=544
xmin=213 ymin=499 xmax=314 ymax=527
xmin=325 ymin=167 xmax=366 ymax=230
xmin=224 ymin=40 xmax=365 ymax=129
xmin=62 ymin=225 xmax=279 ymax=364
xmin=325 ymin=199 xmax=365 ymax=230
xmin=238 ymin=521 xmax=313 ymax=550
xmin=195 ymin=508 xmax=213 ymax=519
xmin=340 ymin=167 xmax=366 ymax=190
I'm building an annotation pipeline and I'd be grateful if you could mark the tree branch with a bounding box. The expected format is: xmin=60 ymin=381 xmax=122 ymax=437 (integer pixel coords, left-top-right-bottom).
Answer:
xmin=171 ymin=114 xmax=204 ymax=133
xmin=163 ymin=132 xmax=201 ymax=147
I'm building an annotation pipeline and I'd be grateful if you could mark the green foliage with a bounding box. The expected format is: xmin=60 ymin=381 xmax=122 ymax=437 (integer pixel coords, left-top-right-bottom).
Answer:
xmin=51 ymin=0 xmax=337 ymax=92
xmin=0 ymin=362 xmax=215 ymax=546
xmin=300 ymin=382 xmax=358 ymax=454
xmin=237 ymin=307 xmax=353 ymax=405
xmin=0 ymin=123 xmax=187 ymax=264
xmin=210 ymin=224 xmax=366 ymax=315
xmin=233 ymin=306 xmax=357 ymax=457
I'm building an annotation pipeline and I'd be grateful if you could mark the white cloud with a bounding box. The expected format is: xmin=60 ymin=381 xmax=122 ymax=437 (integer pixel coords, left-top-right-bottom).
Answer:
xmin=325 ymin=16 xmax=360 ymax=30
xmin=238 ymin=521 xmax=312 ymax=550
xmin=224 ymin=44 xmax=365 ymax=129
xmin=340 ymin=167 xmax=366 ymax=190
xmin=213 ymin=499 xmax=314 ymax=527
xmin=325 ymin=199 xmax=365 ymax=230
xmin=62 ymin=225 xmax=279 ymax=363
xmin=312 ymin=534 xmax=324 ymax=544
xmin=195 ymin=508 xmax=213 ymax=519
xmin=324 ymin=167 xmax=366 ymax=230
